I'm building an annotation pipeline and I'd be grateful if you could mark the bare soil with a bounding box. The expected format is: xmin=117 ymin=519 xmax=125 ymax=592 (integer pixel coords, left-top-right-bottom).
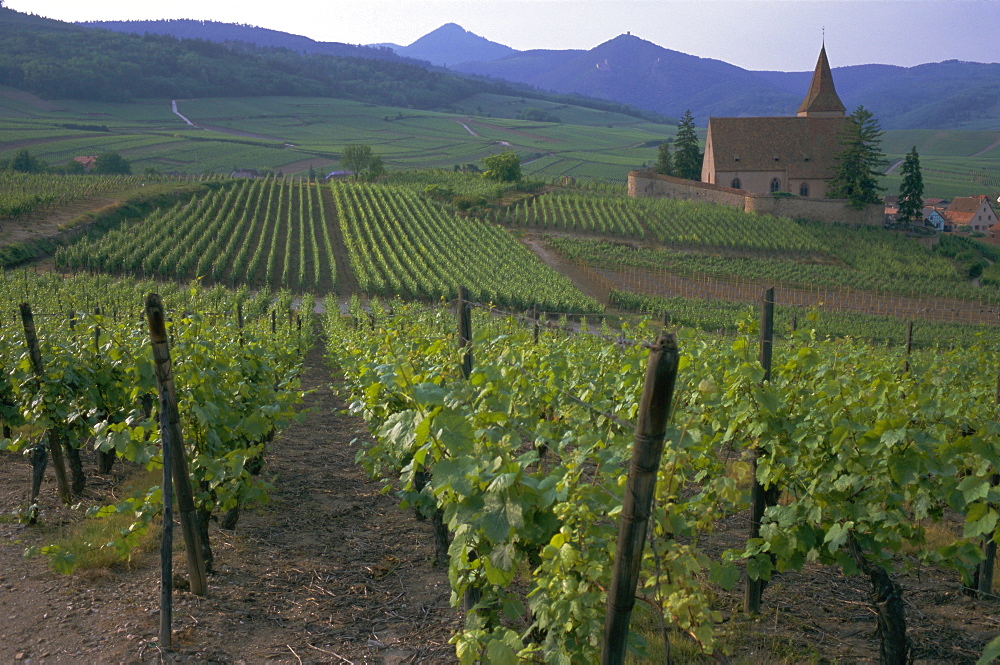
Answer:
xmin=0 ymin=197 xmax=119 ymax=247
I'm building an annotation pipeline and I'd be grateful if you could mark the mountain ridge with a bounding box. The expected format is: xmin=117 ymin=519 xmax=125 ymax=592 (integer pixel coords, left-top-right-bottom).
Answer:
xmin=67 ymin=17 xmax=1000 ymax=129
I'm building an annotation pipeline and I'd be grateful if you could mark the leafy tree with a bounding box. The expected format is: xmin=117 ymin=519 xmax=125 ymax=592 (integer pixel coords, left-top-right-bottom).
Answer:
xmin=93 ymin=152 xmax=131 ymax=175
xmin=341 ymin=144 xmax=385 ymax=181
xmin=828 ymin=105 xmax=887 ymax=209
xmin=673 ymin=110 xmax=702 ymax=181
xmin=654 ymin=141 xmax=673 ymax=176
xmin=897 ymin=146 xmax=924 ymax=227
xmin=482 ymin=151 xmax=521 ymax=183
xmin=9 ymin=148 xmax=43 ymax=173
xmin=62 ymin=159 xmax=86 ymax=175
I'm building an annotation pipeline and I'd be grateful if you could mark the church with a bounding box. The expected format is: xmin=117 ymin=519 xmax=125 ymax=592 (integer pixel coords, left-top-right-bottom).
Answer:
xmin=700 ymin=46 xmax=849 ymax=198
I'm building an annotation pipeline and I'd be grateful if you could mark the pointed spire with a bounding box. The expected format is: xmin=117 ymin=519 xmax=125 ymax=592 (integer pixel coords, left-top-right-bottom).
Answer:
xmin=796 ymin=44 xmax=846 ymax=117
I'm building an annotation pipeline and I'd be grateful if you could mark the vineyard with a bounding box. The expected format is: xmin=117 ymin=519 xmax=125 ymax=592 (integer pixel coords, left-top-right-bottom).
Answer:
xmin=332 ymin=183 xmax=598 ymax=311
xmin=0 ymin=273 xmax=311 ymax=575
xmin=56 ymin=178 xmax=599 ymax=313
xmin=488 ymin=191 xmax=1000 ymax=310
xmin=325 ymin=296 xmax=1000 ymax=662
xmin=0 ymin=171 xmax=151 ymax=219
xmin=606 ymin=288 xmax=1000 ymax=347
xmin=58 ymin=177 xmax=338 ymax=292
xmin=0 ymin=266 xmax=997 ymax=659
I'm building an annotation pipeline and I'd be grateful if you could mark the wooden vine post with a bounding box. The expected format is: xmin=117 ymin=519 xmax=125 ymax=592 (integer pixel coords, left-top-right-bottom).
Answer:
xmin=159 ymin=389 xmax=174 ymax=648
xmin=978 ymin=361 xmax=1000 ymax=598
xmin=745 ymin=287 xmax=775 ymax=614
xmin=145 ymin=293 xmax=208 ymax=598
xmin=601 ymin=332 xmax=679 ymax=665
xmin=455 ymin=286 xmax=481 ymax=612
xmin=903 ymin=321 xmax=913 ymax=374
xmin=457 ymin=286 xmax=472 ymax=379
xmin=19 ymin=303 xmax=71 ymax=505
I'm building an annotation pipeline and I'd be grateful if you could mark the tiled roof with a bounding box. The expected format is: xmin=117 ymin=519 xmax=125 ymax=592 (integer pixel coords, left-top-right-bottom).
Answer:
xmin=947 ymin=196 xmax=989 ymax=214
xmin=796 ymin=45 xmax=846 ymax=116
xmin=705 ymin=116 xmax=848 ymax=179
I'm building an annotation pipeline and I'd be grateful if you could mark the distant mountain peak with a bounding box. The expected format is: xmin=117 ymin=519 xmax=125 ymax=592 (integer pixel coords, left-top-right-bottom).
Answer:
xmin=396 ymin=23 xmax=516 ymax=66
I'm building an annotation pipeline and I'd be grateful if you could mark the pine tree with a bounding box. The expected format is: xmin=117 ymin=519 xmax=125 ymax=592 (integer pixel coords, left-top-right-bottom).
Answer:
xmin=673 ymin=110 xmax=702 ymax=181
xmin=897 ymin=146 xmax=924 ymax=227
xmin=828 ymin=105 xmax=887 ymax=209
xmin=654 ymin=141 xmax=673 ymax=176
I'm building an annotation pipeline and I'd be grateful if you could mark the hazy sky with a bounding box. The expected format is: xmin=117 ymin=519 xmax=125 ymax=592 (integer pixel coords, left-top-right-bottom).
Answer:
xmin=7 ymin=0 xmax=999 ymax=71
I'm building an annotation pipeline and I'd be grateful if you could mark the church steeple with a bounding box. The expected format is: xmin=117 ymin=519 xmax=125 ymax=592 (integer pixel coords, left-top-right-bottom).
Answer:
xmin=796 ymin=44 xmax=846 ymax=117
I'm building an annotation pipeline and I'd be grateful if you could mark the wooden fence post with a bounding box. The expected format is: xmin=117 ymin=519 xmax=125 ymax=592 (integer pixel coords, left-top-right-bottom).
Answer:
xmin=601 ymin=333 xmax=679 ymax=665
xmin=745 ymin=287 xmax=775 ymax=614
xmin=20 ymin=303 xmax=71 ymax=504
xmin=145 ymin=293 xmax=208 ymax=597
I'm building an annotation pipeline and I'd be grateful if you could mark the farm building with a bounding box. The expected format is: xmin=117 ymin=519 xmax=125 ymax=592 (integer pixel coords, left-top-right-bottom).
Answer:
xmin=700 ymin=45 xmax=848 ymax=198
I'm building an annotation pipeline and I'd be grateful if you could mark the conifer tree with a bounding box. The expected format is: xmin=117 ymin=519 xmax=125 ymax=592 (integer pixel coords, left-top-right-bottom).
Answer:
xmin=828 ymin=105 xmax=887 ymax=209
xmin=897 ymin=146 xmax=924 ymax=227
xmin=654 ymin=141 xmax=673 ymax=176
xmin=673 ymin=110 xmax=702 ymax=181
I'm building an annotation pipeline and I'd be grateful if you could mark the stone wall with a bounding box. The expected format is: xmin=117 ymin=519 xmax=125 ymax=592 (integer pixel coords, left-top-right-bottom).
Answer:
xmin=628 ymin=172 xmax=747 ymax=208
xmin=747 ymin=195 xmax=883 ymax=226
xmin=629 ymin=171 xmax=883 ymax=226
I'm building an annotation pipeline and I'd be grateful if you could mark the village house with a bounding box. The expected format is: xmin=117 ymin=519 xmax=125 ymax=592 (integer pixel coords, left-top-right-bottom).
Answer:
xmin=923 ymin=207 xmax=947 ymax=231
xmin=944 ymin=196 xmax=998 ymax=233
xmin=700 ymin=45 xmax=848 ymax=198
xmin=73 ymin=156 xmax=98 ymax=170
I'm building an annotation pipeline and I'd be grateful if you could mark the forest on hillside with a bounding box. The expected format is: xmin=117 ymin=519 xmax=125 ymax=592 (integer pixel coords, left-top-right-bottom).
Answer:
xmin=0 ymin=9 xmax=496 ymax=106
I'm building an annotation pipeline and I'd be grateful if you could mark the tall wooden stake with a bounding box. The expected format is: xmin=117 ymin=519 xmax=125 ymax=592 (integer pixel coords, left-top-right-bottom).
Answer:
xmin=20 ymin=303 xmax=71 ymax=504
xmin=601 ymin=333 xmax=679 ymax=665
xmin=457 ymin=286 xmax=472 ymax=379
xmin=903 ymin=321 xmax=913 ymax=374
xmin=159 ymin=392 xmax=174 ymax=648
xmin=979 ymin=361 xmax=1000 ymax=598
xmin=455 ymin=286 xmax=479 ymax=610
xmin=745 ymin=287 xmax=775 ymax=614
xmin=145 ymin=293 xmax=208 ymax=597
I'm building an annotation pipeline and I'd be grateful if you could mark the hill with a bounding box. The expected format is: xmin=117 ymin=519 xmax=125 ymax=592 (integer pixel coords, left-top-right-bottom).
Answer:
xmin=452 ymin=33 xmax=1000 ymax=130
xmin=456 ymin=34 xmax=801 ymax=120
xmin=0 ymin=9 xmax=491 ymax=107
xmin=388 ymin=23 xmax=516 ymax=67
xmin=79 ymin=18 xmax=426 ymax=65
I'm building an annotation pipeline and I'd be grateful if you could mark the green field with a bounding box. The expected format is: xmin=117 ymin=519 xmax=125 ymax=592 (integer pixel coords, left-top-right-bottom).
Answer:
xmin=0 ymin=90 xmax=668 ymax=182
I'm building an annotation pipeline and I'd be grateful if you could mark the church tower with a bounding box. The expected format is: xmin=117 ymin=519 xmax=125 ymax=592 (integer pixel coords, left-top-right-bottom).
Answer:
xmin=796 ymin=44 xmax=846 ymax=118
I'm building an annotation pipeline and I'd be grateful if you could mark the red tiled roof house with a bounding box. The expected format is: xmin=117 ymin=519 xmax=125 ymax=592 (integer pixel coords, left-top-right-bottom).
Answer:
xmin=945 ymin=196 xmax=998 ymax=233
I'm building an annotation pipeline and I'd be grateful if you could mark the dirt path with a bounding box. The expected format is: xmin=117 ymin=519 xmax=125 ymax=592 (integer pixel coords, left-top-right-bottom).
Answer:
xmin=520 ymin=233 xmax=611 ymax=304
xmin=0 ymin=343 xmax=459 ymax=663
xmin=971 ymin=133 xmax=1000 ymax=158
xmin=324 ymin=186 xmax=360 ymax=304
xmin=455 ymin=121 xmax=478 ymax=137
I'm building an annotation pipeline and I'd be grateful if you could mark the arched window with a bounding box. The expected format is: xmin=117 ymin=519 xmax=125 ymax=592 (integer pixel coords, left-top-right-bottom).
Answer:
xmin=770 ymin=178 xmax=781 ymax=193
xmin=730 ymin=177 xmax=741 ymax=189
xmin=799 ymin=182 xmax=809 ymax=197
